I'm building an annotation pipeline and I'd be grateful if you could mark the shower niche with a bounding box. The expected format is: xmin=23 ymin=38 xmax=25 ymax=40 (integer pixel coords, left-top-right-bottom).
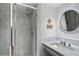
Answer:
xmin=0 ymin=3 xmax=37 ymax=56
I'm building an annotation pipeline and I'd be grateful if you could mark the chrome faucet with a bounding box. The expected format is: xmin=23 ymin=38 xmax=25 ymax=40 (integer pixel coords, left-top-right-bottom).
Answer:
xmin=60 ymin=41 xmax=66 ymax=46
xmin=60 ymin=41 xmax=71 ymax=47
xmin=68 ymin=43 xmax=71 ymax=47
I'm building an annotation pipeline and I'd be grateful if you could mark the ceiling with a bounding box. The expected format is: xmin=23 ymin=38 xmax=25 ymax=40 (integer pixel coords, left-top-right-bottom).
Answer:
xmin=45 ymin=3 xmax=63 ymax=8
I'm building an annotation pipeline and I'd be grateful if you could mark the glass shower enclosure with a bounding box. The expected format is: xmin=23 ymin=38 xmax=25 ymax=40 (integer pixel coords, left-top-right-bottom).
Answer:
xmin=0 ymin=3 xmax=37 ymax=56
xmin=0 ymin=3 xmax=10 ymax=56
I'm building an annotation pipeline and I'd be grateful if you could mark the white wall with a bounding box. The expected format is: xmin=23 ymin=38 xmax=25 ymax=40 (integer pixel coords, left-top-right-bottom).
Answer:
xmin=37 ymin=3 xmax=79 ymax=56
xmin=37 ymin=4 xmax=57 ymax=55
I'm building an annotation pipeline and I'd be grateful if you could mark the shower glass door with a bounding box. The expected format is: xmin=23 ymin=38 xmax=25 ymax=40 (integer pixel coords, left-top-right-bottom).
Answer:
xmin=12 ymin=3 xmax=37 ymax=56
xmin=0 ymin=3 xmax=37 ymax=56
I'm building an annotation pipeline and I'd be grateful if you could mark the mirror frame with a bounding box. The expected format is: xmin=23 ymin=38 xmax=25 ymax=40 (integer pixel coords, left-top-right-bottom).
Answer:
xmin=59 ymin=9 xmax=79 ymax=34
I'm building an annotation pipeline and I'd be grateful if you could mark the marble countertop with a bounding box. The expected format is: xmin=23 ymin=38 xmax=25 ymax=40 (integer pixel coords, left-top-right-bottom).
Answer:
xmin=42 ymin=41 xmax=79 ymax=56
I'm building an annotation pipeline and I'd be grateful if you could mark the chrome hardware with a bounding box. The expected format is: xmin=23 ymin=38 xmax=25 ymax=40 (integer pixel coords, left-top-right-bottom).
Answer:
xmin=60 ymin=41 xmax=71 ymax=47
xmin=60 ymin=41 xmax=66 ymax=46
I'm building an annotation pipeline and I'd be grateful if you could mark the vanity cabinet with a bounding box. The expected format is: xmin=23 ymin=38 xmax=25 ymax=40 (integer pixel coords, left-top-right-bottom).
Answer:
xmin=43 ymin=44 xmax=63 ymax=56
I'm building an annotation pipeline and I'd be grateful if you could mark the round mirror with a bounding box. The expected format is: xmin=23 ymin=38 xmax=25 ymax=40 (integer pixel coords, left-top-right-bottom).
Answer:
xmin=60 ymin=10 xmax=79 ymax=32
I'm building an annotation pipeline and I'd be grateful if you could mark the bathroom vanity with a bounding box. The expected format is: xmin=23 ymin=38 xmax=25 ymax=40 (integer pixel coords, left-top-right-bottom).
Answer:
xmin=42 ymin=5 xmax=79 ymax=56
xmin=43 ymin=42 xmax=63 ymax=56
xmin=42 ymin=38 xmax=79 ymax=56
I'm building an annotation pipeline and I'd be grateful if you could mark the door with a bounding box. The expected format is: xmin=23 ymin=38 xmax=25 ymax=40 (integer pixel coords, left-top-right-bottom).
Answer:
xmin=13 ymin=4 xmax=32 ymax=56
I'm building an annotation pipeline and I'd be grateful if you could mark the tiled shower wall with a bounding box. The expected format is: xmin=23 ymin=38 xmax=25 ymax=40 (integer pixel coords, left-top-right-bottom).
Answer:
xmin=0 ymin=3 xmax=10 ymax=56
xmin=14 ymin=4 xmax=32 ymax=56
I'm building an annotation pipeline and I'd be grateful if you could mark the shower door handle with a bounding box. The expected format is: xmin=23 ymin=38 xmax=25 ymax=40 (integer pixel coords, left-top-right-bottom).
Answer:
xmin=11 ymin=27 xmax=15 ymax=56
xmin=11 ymin=45 xmax=14 ymax=56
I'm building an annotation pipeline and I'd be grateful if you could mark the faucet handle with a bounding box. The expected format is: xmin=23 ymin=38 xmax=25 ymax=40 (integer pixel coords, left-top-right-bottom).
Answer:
xmin=63 ymin=42 xmax=66 ymax=46
xmin=68 ymin=43 xmax=71 ymax=47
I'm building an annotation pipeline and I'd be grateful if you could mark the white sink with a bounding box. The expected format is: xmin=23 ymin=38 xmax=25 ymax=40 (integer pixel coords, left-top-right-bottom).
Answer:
xmin=50 ymin=43 xmax=79 ymax=50
xmin=43 ymin=41 xmax=79 ymax=56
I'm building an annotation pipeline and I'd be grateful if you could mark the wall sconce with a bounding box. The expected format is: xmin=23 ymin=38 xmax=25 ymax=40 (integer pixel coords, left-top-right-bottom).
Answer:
xmin=47 ymin=18 xmax=53 ymax=29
